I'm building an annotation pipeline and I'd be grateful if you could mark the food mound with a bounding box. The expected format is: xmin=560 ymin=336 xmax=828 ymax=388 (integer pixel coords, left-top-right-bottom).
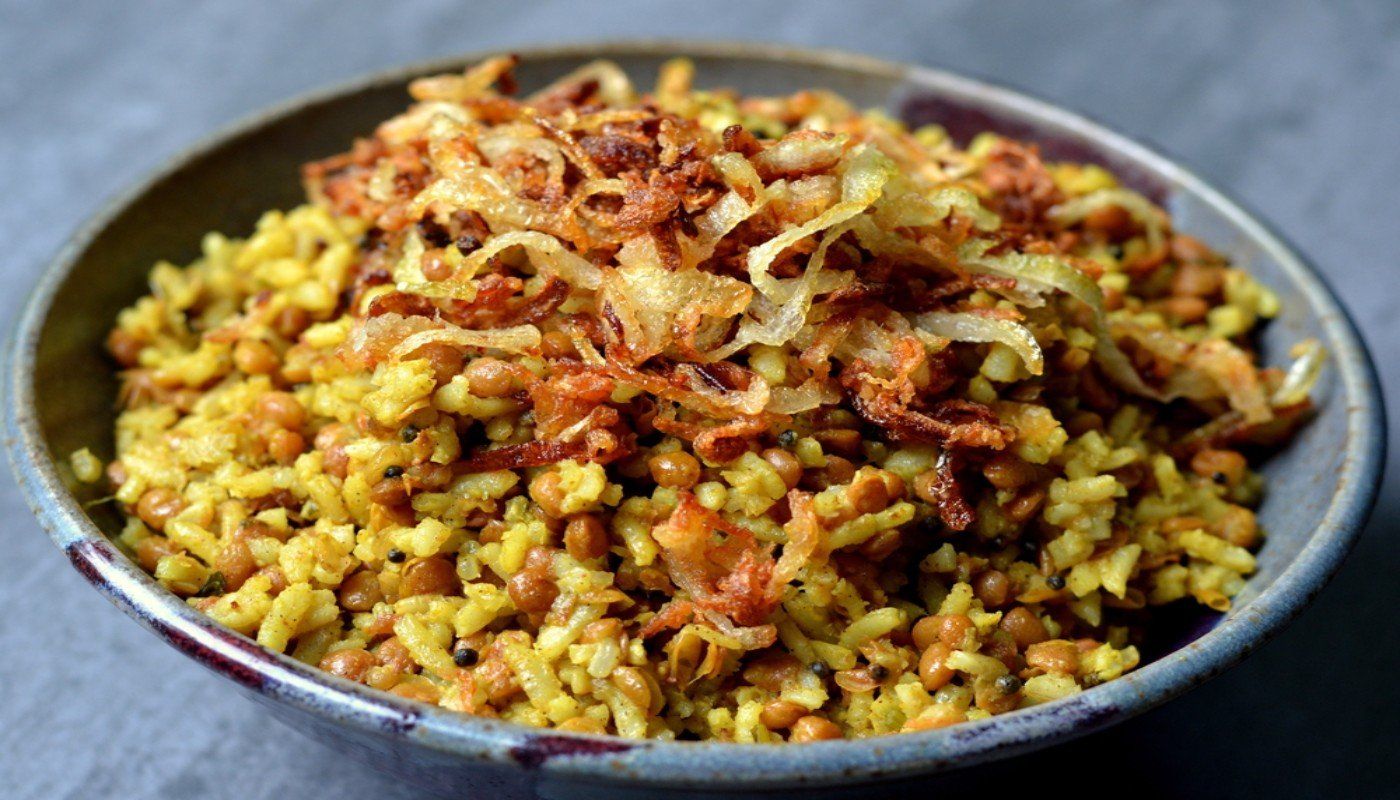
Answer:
xmin=88 ymin=56 xmax=1322 ymax=741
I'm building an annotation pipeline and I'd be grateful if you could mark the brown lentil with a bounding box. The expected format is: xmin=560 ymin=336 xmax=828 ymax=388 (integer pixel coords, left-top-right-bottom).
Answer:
xmin=213 ymin=537 xmax=257 ymax=591
xmin=563 ymin=515 xmax=610 ymax=561
xmin=464 ymin=358 xmax=515 ymax=398
xmin=983 ymin=453 xmax=1035 ymax=491
xmin=320 ymin=648 xmax=377 ymax=683
xmin=911 ymin=615 xmax=943 ymax=652
xmin=819 ymin=455 xmax=855 ymax=487
xmin=974 ymin=569 xmax=1012 ymax=609
xmin=135 ymin=536 xmax=181 ymax=572
xmin=648 ymin=451 xmax=702 ymax=489
xmin=370 ymin=476 xmax=411 ymax=507
xmin=1159 ymin=295 xmax=1209 ymax=323
xmin=1025 ymin=639 xmax=1081 ymax=675
xmin=761 ymin=447 xmax=803 ymax=490
xmin=998 ymin=607 xmax=1049 ymax=649
xmin=338 ymin=570 xmax=384 ymax=611
xmin=390 ymin=680 xmax=442 ymax=703
xmin=813 ymin=428 xmax=862 ymax=458
xmin=1210 ymin=505 xmax=1260 ymax=548
xmin=255 ymin=391 xmax=306 ymax=431
xmin=556 ymin=716 xmax=606 ymax=734
xmin=233 ymin=338 xmax=280 ymax=375
xmin=759 ymin=699 xmax=807 ymax=730
xmin=540 ymin=330 xmax=575 ymax=360
xmin=611 ymin=666 xmax=654 ymax=712
xmin=399 ymin=557 xmax=460 ymax=598
xmin=790 ymin=716 xmax=842 ymax=742
xmin=917 ymin=642 xmax=955 ymax=691
xmin=507 ymin=569 xmax=559 ymax=613
xmin=938 ymin=614 xmax=975 ymax=649
xmin=266 ymin=428 xmax=306 ymax=464
xmin=529 ymin=471 xmax=568 ymax=519
xmin=847 ymin=473 xmax=890 ymax=515
xmin=1171 ymin=260 xmax=1224 ymax=297
xmin=135 ymin=487 xmax=185 ymax=532
xmin=419 ymin=342 xmax=466 ymax=384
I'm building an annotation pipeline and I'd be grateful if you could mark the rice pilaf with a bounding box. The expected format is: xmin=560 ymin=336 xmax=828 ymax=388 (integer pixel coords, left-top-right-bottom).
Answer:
xmin=87 ymin=56 xmax=1322 ymax=741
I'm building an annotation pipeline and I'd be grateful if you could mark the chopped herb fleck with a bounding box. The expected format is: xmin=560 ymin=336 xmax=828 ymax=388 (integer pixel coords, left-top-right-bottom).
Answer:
xmin=195 ymin=571 xmax=226 ymax=597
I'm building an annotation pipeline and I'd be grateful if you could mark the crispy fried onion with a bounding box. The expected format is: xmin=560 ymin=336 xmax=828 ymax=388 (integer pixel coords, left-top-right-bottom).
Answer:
xmin=599 ymin=262 xmax=752 ymax=363
xmin=458 ymin=439 xmax=589 ymax=472
xmin=1174 ymin=339 xmax=1273 ymax=424
xmin=711 ymin=218 xmax=855 ymax=360
xmin=638 ymin=601 xmax=776 ymax=653
xmin=869 ymin=184 xmax=1001 ymax=233
xmin=340 ymin=313 xmax=432 ymax=368
xmin=501 ymin=277 xmax=571 ymax=326
xmin=341 ymin=310 xmax=541 ymax=370
xmin=606 ymin=355 xmax=772 ymax=421
xmin=958 ymin=239 xmax=1160 ymax=398
xmin=647 ymin=489 xmax=823 ymax=642
xmin=978 ymin=139 xmax=1064 ymax=225
xmin=1047 ymin=188 xmax=1168 ymax=252
xmin=830 ymin=315 xmax=917 ymax=375
xmin=407 ymin=132 xmax=584 ymax=243
xmin=529 ymin=365 xmax=618 ymax=439
xmin=682 ymin=152 xmax=769 ymax=267
xmin=751 ymin=130 xmax=848 ymax=180
xmin=389 ymin=324 xmax=541 ymax=361
xmin=456 ymin=230 xmax=602 ymax=290
xmin=651 ymin=493 xmax=780 ymax=632
xmin=926 ymin=449 xmax=975 ymax=531
xmin=766 ymin=378 xmax=843 ymax=415
xmin=568 ymin=327 xmax=773 ymax=422
xmin=744 ymin=145 xmax=892 ymax=299
xmin=639 ymin=599 xmax=698 ymax=639
xmin=458 ymin=430 xmax=629 ymax=472
xmin=1271 ymin=338 xmax=1325 ymax=409
xmin=835 ymin=321 xmax=1012 ymax=450
xmin=409 ymin=55 xmax=520 ymax=103
xmin=527 ymin=60 xmax=636 ymax=109
xmin=914 ymin=311 xmax=1044 ymax=376
xmin=454 ymin=360 xmax=628 ymax=469
xmin=850 ymin=390 xmax=1011 ymax=451
xmin=773 ymin=490 xmax=826 ymax=584
xmin=1112 ymin=319 xmax=1286 ymax=425
xmin=653 ymin=413 xmax=771 ymax=465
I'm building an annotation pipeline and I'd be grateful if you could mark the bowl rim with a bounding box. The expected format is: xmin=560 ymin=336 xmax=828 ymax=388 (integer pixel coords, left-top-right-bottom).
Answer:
xmin=5 ymin=38 xmax=1386 ymax=789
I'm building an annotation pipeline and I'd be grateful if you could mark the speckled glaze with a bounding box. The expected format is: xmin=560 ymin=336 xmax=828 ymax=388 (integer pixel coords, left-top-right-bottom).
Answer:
xmin=4 ymin=41 xmax=1384 ymax=799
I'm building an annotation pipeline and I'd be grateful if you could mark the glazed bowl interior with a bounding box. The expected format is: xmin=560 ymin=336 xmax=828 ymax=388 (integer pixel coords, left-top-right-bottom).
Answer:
xmin=7 ymin=41 xmax=1383 ymax=795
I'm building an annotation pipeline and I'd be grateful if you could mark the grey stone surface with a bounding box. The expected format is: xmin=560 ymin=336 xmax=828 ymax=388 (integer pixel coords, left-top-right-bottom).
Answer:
xmin=1 ymin=1 xmax=1395 ymax=797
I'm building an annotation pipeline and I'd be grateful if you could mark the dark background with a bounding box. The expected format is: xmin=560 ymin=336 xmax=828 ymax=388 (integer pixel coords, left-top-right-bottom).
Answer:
xmin=2 ymin=2 xmax=1396 ymax=798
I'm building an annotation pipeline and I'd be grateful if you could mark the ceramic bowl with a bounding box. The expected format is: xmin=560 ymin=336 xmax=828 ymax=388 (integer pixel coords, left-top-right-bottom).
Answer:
xmin=5 ymin=41 xmax=1384 ymax=799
